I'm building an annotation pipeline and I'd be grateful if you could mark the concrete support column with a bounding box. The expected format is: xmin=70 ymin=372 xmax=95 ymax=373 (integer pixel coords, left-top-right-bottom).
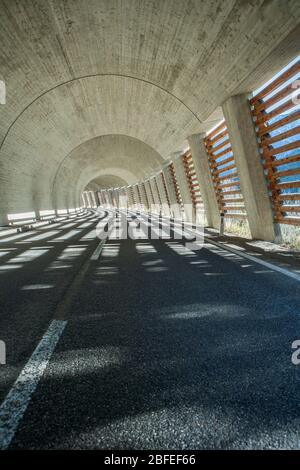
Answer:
xmin=172 ymin=152 xmax=194 ymax=223
xmin=126 ymin=186 xmax=134 ymax=209
xmin=100 ymin=191 xmax=106 ymax=206
xmin=99 ymin=191 xmax=105 ymax=207
xmin=81 ymin=192 xmax=88 ymax=208
xmin=89 ymin=191 xmax=97 ymax=208
xmin=95 ymin=191 xmax=101 ymax=207
xmin=149 ymin=177 xmax=161 ymax=212
xmin=139 ymin=183 xmax=149 ymax=211
xmin=188 ymin=133 xmax=220 ymax=229
xmin=103 ymin=191 xmax=108 ymax=207
xmin=133 ymin=185 xmax=140 ymax=210
xmin=222 ymin=93 xmax=279 ymax=242
xmin=156 ymin=172 xmax=170 ymax=217
xmin=118 ymin=188 xmax=126 ymax=209
xmin=144 ymin=180 xmax=155 ymax=211
xmin=107 ymin=190 xmax=114 ymax=208
xmin=85 ymin=192 xmax=92 ymax=208
xmin=112 ymin=189 xmax=119 ymax=208
xmin=0 ymin=212 xmax=8 ymax=226
xmin=87 ymin=191 xmax=92 ymax=208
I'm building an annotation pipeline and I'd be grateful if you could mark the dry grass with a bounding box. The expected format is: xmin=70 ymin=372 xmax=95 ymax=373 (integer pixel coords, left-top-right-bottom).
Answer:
xmin=224 ymin=218 xmax=251 ymax=239
xmin=224 ymin=219 xmax=300 ymax=250
xmin=280 ymin=224 xmax=300 ymax=250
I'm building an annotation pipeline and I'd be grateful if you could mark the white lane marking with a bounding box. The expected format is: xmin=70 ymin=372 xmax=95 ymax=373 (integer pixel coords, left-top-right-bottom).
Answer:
xmin=205 ymin=237 xmax=300 ymax=283
xmin=90 ymin=238 xmax=106 ymax=260
xmin=0 ymin=320 xmax=67 ymax=450
xmin=138 ymin=211 xmax=300 ymax=283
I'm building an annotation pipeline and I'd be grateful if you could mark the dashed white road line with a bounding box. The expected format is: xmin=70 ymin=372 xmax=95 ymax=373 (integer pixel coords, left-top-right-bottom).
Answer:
xmin=0 ymin=320 xmax=67 ymax=450
xmin=205 ymin=237 xmax=300 ymax=283
xmin=150 ymin=211 xmax=300 ymax=283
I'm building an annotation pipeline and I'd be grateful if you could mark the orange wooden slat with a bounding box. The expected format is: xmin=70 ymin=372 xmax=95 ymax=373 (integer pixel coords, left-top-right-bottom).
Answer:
xmin=256 ymin=110 xmax=300 ymax=138
xmin=263 ymin=139 xmax=300 ymax=158
xmin=277 ymin=205 xmax=300 ymax=213
xmin=263 ymin=156 xmax=300 ymax=169
xmin=215 ymin=180 xmax=240 ymax=190
xmin=270 ymin=180 xmax=300 ymax=190
xmin=253 ymin=82 xmax=298 ymax=115
xmin=278 ymin=193 xmax=300 ymax=201
xmin=275 ymin=216 xmax=300 ymax=225
xmin=261 ymin=126 xmax=300 ymax=147
xmin=207 ymin=146 xmax=233 ymax=161
xmin=255 ymin=97 xmax=298 ymax=125
xmin=205 ymin=121 xmax=227 ymax=140
xmin=205 ymin=129 xmax=229 ymax=148
xmin=250 ymin=60 xmax=300 ymax=105
xmin=271 ymin=167 xmax=300 ymax=180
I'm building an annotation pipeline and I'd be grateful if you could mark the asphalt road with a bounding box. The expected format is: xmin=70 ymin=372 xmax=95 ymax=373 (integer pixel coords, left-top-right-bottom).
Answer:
xmin=1 ymin=209 xmax=300 ymax=449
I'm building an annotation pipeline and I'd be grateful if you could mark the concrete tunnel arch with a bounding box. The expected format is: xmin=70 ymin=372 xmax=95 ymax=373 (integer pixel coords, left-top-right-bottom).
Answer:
xmin=51 ymin=134 xmax=165 ymax=210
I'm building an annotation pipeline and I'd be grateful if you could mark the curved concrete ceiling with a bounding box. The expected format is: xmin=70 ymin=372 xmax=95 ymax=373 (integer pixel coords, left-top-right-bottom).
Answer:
xmin=0 ymin=0 xmax=299 ymax=217
xmin=86 ymin=175 xmax=128 ymax=192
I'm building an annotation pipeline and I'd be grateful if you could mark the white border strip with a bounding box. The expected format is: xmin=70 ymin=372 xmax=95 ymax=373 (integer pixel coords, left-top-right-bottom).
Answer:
xmin=0 ymin=320 xmax=67 ymax=450
xmin=90 ymin=238 xmax=106 ymax=260
xmin=206 ymin=237 xmax=300 ymax=283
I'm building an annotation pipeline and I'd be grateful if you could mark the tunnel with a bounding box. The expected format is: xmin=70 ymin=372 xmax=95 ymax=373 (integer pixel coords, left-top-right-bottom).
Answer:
xmin=0 ymin=0 xmax=300 ymax=455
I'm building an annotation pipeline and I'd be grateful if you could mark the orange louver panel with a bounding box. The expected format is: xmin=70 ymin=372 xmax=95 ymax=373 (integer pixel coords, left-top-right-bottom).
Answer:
xmin=204 ymin=121 xmax=247 ymax=219
xmin=168 ymin=162 xmax=182 ymax=207
xmin=182 ymin=152 xmax=203 ymax=210
xmin=250 ymin=58 xmax=300 ymax=225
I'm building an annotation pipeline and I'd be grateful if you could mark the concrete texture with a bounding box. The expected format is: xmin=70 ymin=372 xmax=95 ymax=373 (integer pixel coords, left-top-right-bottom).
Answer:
xmin=138 ymin=183 xmax=149 ymax=211
xmin=133 ymin=185 xmax=141 ymax=210
xmin=149 ymin=178 xmax=161 ymax=209
xmin=0 ymin=0 xmax=299 ymax=219
xmin=188 ymin=133 xmax=220 ymax=229
xmin=144 ymin=180 xmax=155 ymax=210
xmin=156 ymin=173 xmax=170 ymax=217
xmin=222 ymin=94 xmax=279 ymax=242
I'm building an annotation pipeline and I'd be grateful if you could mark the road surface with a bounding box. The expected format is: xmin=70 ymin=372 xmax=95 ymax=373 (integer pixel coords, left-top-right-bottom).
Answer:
xmin=0 ymin=209 xmax=300 ymax=449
